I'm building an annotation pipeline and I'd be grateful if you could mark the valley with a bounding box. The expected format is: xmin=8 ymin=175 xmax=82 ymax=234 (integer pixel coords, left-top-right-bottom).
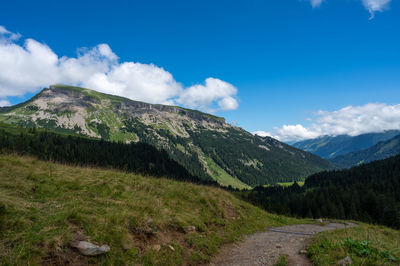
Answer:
xmin=1 ymin=3 xmax=399 ymax=265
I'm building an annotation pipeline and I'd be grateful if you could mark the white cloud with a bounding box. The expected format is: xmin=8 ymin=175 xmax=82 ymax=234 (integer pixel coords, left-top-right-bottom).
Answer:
xmin=0 ymin=99 xmax=11 ymax=107
xmin=362 ymin=0 xmax=391 ymax=19
xmin=176 ymin=78 xmax=238 ymax=112
xmin=304 ymin=0 xmax=392 ymax=18
xmin=255 ymin=103 xmax=400 ymax=142
xmin=309 ymin=0 xmax=323 ymax=8
xmin=0 ymin=26 xmax=238 ymax=112
xmin=253 ymin=131 xmax=274 ymax=138
xmin=0 ymin=26 xmax=21 ymax=41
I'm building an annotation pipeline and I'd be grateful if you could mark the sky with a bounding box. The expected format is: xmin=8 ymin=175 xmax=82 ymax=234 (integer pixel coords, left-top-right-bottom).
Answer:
xmin=0 ymin=0 xmax=399 ymax=142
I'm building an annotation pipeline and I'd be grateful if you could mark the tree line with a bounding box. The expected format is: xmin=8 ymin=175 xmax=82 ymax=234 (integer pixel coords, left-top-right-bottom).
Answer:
xmin=238 ymin=155 xmax=400 ymax=229
xmin=0 ymin=123 xmax=217 ymax=186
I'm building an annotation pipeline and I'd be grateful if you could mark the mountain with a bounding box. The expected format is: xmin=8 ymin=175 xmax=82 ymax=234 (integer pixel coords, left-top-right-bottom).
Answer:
xmin=330 ymin=134 xmax=400 ymax=168
xmin=292 ymin=131 xmax=400 ymax=159
xmin=0 ymin=85 xmax=332 ymax=187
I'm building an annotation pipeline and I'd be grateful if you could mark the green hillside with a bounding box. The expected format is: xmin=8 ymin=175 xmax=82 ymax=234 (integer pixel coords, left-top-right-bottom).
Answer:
xmin=0 ymin=154 xmax=301 ymax=265
xmin=0 ymin=85 xmax=332 ymax=187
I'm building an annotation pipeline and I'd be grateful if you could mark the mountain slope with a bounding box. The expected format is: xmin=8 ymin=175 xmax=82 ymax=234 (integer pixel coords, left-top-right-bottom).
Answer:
xmin=292 ymin=131 xmax=400 ymax=159
xmin=0 ymin=85 xmax=332 ymax=187
xmin=330 ymin=134 xmax=400 ymax=168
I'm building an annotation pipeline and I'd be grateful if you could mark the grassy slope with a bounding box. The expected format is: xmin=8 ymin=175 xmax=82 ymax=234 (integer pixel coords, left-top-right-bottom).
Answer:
xmin=308 ymin=223 xmax=400 ymax=265
xmin=0 ymin=154 xmax=301 ymax=265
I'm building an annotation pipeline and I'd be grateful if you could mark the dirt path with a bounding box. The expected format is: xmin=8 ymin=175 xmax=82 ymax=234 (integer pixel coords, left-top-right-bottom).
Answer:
xmin=209 ymin=222 xmax=355 ymax=266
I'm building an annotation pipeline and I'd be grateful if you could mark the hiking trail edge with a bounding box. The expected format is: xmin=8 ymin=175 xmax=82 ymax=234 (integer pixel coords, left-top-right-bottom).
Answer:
xmin=209 ymin=222 xmax=356 ymax=266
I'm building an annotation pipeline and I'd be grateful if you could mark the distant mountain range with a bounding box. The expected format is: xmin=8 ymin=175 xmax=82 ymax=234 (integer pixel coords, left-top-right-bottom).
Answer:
xmin=292 ymin=131 xmax=400 ymax=169
xmin=292 ymin=131 xmax=400 ymax=159
xmin=330 ymin=134 xmax=400 ymax=168
xmin=0 ymin=85 xmax=332 ymax=188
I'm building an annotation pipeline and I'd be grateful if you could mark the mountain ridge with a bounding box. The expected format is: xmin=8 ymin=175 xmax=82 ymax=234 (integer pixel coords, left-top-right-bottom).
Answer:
xmin=292 ymin=130 xmax=400 ymax=159
xmin=0 ymin=84 xmax=332 ymax=187
xmin=330 ymin=134 xmax=400 ymax=168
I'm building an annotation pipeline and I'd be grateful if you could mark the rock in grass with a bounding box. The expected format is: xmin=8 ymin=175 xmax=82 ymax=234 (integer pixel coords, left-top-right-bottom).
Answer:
xmin=337 ymin=256 xmax=352 ymax=265
xmin=299 ymin=249 xmax=307 ymax=255
xmin=184 ymin=225 xmax=196 ymax=233
xmin=152 ymin=244 xmax=161 ymax=251
xmin=70 ymin=241 xmax=110 ymax=256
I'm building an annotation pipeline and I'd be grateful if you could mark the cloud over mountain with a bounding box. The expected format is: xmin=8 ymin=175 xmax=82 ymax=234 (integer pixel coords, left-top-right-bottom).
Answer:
xmin=255 ymin=103 xmax=400 ymax=142
xmin=0 ymin=26 xmax=238 ymax=112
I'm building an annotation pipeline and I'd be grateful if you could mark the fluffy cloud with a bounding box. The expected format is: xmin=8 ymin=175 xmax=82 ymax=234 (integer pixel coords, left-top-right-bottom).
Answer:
xmin=0 ymin=26 xmax=238 ymax=112
xmin=361 ymin=0 xmax=391 ymax=19
xmin=176 ymin=78 xmax=238 ymax=112
xmin=255 ymin=103 xmax=400 ymax=142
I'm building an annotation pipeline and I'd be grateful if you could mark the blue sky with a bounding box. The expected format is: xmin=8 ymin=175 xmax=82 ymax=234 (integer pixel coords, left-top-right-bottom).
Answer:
xmin=0 ymin=0 xmax=399 ymax=141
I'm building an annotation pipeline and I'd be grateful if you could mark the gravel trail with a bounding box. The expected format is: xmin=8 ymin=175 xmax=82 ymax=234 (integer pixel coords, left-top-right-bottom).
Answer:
xmin=209 ymin=222 xmax=355 ymax=266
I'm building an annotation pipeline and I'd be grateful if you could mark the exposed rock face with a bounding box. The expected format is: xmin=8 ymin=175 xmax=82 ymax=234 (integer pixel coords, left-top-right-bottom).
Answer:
xmin=0 ymin=85 xmax=333 ymax=188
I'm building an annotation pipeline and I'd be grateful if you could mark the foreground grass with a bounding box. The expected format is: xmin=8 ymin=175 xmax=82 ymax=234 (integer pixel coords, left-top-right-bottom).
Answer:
xmin=308 ymin=223 xmax=400 ymax=265
xmin=0 ymin=154 xmax=301 ymax=265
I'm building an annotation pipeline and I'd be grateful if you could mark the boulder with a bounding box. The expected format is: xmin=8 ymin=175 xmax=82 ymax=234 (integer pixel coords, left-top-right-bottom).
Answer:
xmin=70 ymin=241 xmax=110 ymax=256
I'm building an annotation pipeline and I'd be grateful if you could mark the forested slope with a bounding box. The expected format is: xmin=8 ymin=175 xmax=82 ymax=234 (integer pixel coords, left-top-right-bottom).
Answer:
xmin=239 ymin=155 xmax=400 ymax=229
xmin=0 ymin=123 xmax=208 ymax=184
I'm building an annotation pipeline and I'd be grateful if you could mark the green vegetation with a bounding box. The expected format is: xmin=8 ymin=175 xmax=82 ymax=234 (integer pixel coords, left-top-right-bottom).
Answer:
xmin=0 ymin=123 xmax=206 ymax=184
xmin=0 ymin=84 xmax=333 ymax=188
xmin=274 ymin=254 xmax=289 ymax=266
xmin=203 ymin=156 xmax=250 ymax=190
xmin=0 ymin=154 xmax=302 ymax=265
xmin=239 ymin=155 xmax=400 ymax=229
xmin=277 ymin=181 xmax=304 ymax=187
xmin=308 ymin=223 xmax=399 ymax=265
xmin=188 ymin=127 xmax=332 ymax=186
xmin=264 ymin=181 xmax=305 ymax=187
